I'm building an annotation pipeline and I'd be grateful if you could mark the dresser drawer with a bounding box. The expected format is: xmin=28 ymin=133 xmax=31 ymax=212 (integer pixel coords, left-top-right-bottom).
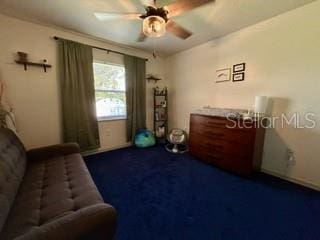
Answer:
xmin=190 ymin=125 xmax=255 ymax=145
xmin=191 ymin=114 xmax=231 ymax=128
xmin=190 ymin=114 xmax=258 ymax=131
xmin=190 ymin=146 xmax=253 ymax=175
xmin=189 ymin=137 xmax=253 ymax=157
xmin=189 ymin=146 xmax=226 ymax=165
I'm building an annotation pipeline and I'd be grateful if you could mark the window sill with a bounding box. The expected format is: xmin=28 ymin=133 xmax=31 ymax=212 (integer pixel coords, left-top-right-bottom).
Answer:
xmin=98 ymin=116 xmax=127 ymax=122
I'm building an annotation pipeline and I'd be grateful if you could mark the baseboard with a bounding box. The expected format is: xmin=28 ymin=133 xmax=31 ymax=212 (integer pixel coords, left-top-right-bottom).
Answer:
xmin=82 ymin=142 xmax=132 ymax=157
xmin=261 ymin=168 xmax=320 ymax=192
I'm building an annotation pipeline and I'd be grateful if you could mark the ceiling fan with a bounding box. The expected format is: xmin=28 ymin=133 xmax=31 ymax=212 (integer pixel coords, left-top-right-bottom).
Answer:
xmin=94 ymin=0 xmax=215 ymax=42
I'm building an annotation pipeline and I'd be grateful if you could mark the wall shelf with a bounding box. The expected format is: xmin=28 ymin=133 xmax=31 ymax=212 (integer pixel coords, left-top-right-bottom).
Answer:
xmin=15 ymin=60 xmax=52 ymax=72
xmin=146 ymin=75 xmax=161 ymax=83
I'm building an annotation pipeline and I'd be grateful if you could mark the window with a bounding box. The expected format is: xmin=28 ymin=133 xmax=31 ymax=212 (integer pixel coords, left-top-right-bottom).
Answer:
xmin=93 ymin=62 xmax=126 ymax=120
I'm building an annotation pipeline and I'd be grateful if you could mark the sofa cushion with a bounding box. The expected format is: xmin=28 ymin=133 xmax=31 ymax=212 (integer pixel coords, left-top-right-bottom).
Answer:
xmin=0 ymin=128 xmax=26 ymax=233
xmin=0 ymin=153 xmax=104 ymax=240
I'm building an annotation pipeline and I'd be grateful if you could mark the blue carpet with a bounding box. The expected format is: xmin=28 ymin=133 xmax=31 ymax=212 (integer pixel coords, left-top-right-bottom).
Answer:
xmin=85 ymin=145 xmax=320 ymax=240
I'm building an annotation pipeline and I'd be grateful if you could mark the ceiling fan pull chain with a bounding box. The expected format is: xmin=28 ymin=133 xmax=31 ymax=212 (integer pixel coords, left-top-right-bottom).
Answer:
xmin=153 ymin=38 xmax=157 ymax=59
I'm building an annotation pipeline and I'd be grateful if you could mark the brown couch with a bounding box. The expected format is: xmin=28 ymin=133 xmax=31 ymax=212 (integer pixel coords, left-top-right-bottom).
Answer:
xmin=0 ymin=128 xmax=117 ymax=240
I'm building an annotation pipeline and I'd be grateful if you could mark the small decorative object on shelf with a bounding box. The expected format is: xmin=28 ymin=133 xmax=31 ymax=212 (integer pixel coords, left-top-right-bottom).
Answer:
xmin=154 ymin=86 xmax=168 ymax=142
xmin=17 ymin=52 xmax=28 ymax=62
xmin=15 ymin=52 xmax=52 ymax=72
xmin=156 ymin=125 xmax=166 ymax=138
xmin=146 ymin=74 xmax=161 ymax=83
xmin=160 ymin=100 xmax=166 ymax=107
xmin=154 ymin=86 xmax=167 ymax=95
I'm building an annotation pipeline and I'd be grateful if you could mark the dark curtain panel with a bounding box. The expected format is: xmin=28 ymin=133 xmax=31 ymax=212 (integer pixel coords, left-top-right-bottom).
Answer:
xmin=124 ymin=55 xmax=146 ymax=142
xmin=58 ymin=39 xmax=100 ymax=151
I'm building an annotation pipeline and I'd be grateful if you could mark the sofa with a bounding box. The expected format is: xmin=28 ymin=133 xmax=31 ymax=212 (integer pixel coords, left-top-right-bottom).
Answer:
xmin=0 ymin=128 xmax=117 ymax=240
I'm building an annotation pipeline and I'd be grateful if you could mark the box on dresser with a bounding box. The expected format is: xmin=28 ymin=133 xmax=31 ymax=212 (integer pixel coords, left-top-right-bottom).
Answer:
xmin=189 ymin=112 xmax=266 ymax=176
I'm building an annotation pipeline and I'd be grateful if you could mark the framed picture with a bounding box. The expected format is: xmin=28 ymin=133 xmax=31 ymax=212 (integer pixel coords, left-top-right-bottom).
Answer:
xmin=216 ymin=68 xmax=231 ymax=83
xmin=233 ymin=63 xmax=246 ymax=73
xmin=233 ymin=72 xmax=245 ymax=82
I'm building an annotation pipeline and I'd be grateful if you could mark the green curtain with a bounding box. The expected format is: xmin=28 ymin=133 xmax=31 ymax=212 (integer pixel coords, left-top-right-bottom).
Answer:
xmin=124 ymin=55 xmax=146 ymax=142
xmin=58 ymin=39 xmax=100 ymax=151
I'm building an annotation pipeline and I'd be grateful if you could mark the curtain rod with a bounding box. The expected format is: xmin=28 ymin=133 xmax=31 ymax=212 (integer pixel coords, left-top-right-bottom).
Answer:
xmin=53 ymin=36 xmax=148 ymax=61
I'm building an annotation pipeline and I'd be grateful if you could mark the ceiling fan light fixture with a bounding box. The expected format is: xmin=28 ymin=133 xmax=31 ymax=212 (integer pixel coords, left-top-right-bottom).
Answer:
xmin=143 ymin=16 xmax=166 ymax=38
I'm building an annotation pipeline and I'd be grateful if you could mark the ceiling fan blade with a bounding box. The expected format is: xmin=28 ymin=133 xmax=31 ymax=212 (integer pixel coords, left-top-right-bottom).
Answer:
xmin=166 ymin=20 xmax=192 ymax=39
xmin=137 ymin=31 xmax=147 ymax=42
xmin=165 ymin=0 xmax=215 ymax=18
xmin=139 ymin=0 xmax=156 ymax=7
xmin=94 ymin=12 xmax=142 ymax=21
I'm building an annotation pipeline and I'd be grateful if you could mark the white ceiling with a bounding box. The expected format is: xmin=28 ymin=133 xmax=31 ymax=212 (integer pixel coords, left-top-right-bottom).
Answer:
xmin=0 ymin=0 xmax=316 ymax=57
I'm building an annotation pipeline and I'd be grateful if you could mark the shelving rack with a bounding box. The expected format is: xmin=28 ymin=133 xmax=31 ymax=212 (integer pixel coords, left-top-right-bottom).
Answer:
xmin=153 ymin=88 xmax=168 ymax=142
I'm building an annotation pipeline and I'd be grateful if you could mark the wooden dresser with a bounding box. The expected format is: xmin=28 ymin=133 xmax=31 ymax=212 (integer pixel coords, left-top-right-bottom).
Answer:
xmin=189 ymin=113 xmax=266 ymax=176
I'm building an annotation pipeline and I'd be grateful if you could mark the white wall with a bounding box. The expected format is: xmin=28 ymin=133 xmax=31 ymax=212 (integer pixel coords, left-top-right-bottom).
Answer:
xmin=0 ymin=13 xmax=167 ymax=150
xmin=166 ymin=1 xmax=320 ymax=188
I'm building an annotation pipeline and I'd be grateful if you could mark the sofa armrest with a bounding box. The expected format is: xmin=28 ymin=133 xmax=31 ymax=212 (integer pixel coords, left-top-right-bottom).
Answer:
xmin=16 ymin=203 xmax=117 ymax=240
xmin=27 ymin=143 xmax=80 ymax=161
